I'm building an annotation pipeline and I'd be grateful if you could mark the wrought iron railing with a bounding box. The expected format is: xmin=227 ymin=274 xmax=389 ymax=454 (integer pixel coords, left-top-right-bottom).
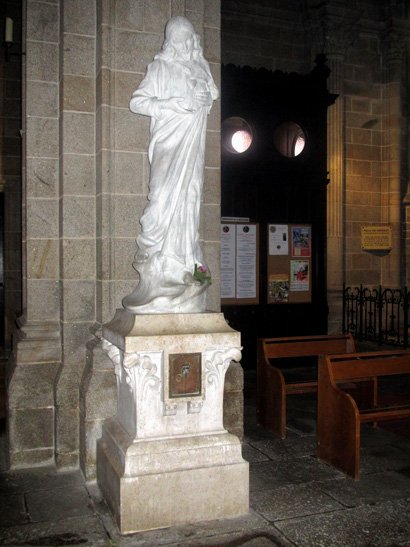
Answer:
xmin=343 ymin=284 xmax=410 ymax=348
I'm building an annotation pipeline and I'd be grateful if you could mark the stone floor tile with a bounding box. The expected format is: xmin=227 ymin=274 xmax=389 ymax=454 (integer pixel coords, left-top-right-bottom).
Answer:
xmin=250 ymin=436 xmax=316 ymax=460
xmin=250 ymin=461 xmax=294 ymax=492
xmin=275 ymin=498 xmax=410 ymax=546
xmin=285 ymin=410 xmax=317 ymax=437
xmin=250 ymin=483 xmax=343 ymax=521
xmin=316 ymin=470 xmax=410 ymax=507
xmin=0 ymin=515 xmax=109 ymax=546
xmin=166 ymin=526 xmax=294 ymax=546
xmin=243 ymin=423 xmax=286 ymax=443
xmin=25 ymin=485 xmax=95 ymax=523
xmin=0 ymin=466 xmax=84 ymax=493
xmin=0 ymin=492 xmax=27 ymax=527
xmin=249 ymin=456 xmax=339 ymax=493
xmin=360 ymin=424 xmax=410 ymax=450
xmin=282 ymin=455 xmax=342 ymax=483
xmin=360 ymin=449 xmax=410 ymax=476
xmin=242 ymin=442 xmax=271 ymax=463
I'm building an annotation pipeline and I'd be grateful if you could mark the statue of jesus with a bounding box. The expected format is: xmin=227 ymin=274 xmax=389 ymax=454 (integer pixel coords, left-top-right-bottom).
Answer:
xmin=122 ymin=16 xmax=219 ymax=314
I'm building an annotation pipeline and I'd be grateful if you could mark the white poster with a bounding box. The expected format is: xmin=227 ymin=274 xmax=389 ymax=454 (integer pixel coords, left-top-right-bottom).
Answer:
xmin=236 ymin=224 xmax=257 ymax=299
xmin=269 ymin=224 xmax=288 ymax=255
xmin=221 ymin=224 xmax=236 ymax=298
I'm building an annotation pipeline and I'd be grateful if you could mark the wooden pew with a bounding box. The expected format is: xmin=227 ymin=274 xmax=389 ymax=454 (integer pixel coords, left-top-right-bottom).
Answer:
xmin=317 ymin=350 xmax=410 ymax=480
xmin=257 ymin=334 xmax=356 ymax=439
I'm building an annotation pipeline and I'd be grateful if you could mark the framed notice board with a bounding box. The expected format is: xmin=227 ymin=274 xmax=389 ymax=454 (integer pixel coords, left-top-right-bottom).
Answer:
xmin=267 ymin=223 xmax=312 ymax=304
xmin=221 ymin=222 xmax=259 ymax=305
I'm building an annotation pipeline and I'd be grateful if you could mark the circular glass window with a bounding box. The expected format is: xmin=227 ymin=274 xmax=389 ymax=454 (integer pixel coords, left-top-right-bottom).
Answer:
xmin=274 ymin=122 xmax=306 ymax=157
xmin=222 ymin=117 xmax=253 ymax=154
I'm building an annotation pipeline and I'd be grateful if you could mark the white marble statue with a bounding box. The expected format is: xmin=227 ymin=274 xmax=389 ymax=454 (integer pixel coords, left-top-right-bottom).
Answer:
xmin=122 ymin=16 xmax=219 ymax=314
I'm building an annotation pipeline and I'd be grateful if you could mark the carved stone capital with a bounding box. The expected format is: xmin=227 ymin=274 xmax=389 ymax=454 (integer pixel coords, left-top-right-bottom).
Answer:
xmin=205 ymin=347 xmax=242 ymax=390
xmin=102 ymin=338 xmax=122 ymax=386
xmin=305 ymin=8 xmax=360 ymax=61
xmin=384 ymin=31 xmax=405 ymax=65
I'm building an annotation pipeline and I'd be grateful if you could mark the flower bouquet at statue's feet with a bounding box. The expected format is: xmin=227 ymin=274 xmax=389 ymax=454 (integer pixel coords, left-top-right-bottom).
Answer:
xmin=193 ymin=264 xmax=212 ymax=285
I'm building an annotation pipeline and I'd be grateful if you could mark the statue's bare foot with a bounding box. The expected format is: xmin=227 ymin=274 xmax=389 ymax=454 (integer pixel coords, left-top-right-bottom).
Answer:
xmin=134 ymin=248 xmax=148 ymax=262
xmin=183 ymin=272 xmax=201 ymax=286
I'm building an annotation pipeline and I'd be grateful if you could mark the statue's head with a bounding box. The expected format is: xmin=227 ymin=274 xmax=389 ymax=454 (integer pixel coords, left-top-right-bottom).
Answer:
xmin=162 ymin=16 xmax=202 ymax=62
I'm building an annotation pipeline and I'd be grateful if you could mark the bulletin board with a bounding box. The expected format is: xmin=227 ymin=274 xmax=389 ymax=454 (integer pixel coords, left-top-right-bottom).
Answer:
xmin=267 ymin=224 xmax=312 ymax=304
xmin=221 ymin=222 xmax=259 ymax=306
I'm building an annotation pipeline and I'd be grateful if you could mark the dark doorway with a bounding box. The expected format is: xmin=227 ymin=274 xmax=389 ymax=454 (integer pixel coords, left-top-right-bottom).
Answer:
xmin=221 ymin=58 xmax=337 ymax=369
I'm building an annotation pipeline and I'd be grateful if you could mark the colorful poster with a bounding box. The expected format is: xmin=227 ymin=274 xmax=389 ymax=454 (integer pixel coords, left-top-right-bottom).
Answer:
xmin=290 ymin=260 xmax=309 ymax=291
xmin=268 ymin=224 xmax=288 ymax=255
xmin=268 ymin=274 xmax=289 ymax=303
xmin=292 ymin=227 xmax=311 ymax=257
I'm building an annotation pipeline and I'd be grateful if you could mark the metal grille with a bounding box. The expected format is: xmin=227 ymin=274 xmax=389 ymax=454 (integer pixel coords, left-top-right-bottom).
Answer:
xmin=343 ymin=284 xmax=410 ymax=348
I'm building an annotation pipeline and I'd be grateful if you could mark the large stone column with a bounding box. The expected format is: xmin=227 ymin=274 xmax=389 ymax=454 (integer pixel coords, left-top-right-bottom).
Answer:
xmin=7 ymin=0 xmax=61 ymax=468
xmin=382 ymin=32 xmax=406 ymax=287
xmin=304 ymin=5 xmax=360 ymax=334
xmin=56 ymin=0 xmax=98 ymax=470
xmin=326 ymin=51 xmax=345 ymax=333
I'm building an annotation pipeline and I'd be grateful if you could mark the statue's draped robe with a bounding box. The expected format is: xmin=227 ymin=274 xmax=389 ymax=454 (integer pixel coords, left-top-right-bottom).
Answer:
xmin=124 ymin=54 xmax=218 ymax=313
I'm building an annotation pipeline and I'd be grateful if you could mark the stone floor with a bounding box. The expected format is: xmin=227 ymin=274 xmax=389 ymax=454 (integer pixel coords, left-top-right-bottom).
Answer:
xmin=1 ymin=364 xmax=410 ymax=545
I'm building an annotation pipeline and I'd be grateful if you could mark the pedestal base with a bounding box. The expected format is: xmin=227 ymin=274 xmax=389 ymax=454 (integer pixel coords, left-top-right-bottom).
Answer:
xmin=97 ymin=417 xmax=249 ymax=534
xmin=97 ymin=310 xmax=249 ymax=534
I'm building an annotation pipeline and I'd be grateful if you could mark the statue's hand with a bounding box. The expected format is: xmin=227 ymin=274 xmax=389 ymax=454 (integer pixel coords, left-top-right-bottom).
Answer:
xmin=194 ymin=91 xmax=213 ymax=107
xmin=158 ymin=97 xmax=192 ymax=114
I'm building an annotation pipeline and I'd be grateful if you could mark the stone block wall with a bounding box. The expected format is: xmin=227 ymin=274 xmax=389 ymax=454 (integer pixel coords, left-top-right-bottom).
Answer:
xmin=222 ymin=1 xmax=410 ymax=333
xmin=8 ymin=0 xmax=222 ymax=473
xmin=343 ymin=34 xmax=383 ymax=288
xmin=221 ymin=0 xmax=306 ymax=74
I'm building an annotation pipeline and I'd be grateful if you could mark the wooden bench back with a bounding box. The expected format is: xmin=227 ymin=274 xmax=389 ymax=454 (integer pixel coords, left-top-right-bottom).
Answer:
xmin=324 ymin=350 xmax=410 ymax=381
xmin=260 ymin=334 xmax=356 ymax=360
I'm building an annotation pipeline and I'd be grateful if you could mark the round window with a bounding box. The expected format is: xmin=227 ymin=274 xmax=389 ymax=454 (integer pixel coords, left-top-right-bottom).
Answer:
xmin=274 ymin=122 xmax=306 ymax=157
xmin=222 ymin=117 xmax=253 ymax=154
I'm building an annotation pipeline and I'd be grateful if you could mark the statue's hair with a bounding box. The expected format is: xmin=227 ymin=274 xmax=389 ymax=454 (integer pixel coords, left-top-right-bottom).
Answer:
xmin=158 ymin=16 xmax=203 ymax=61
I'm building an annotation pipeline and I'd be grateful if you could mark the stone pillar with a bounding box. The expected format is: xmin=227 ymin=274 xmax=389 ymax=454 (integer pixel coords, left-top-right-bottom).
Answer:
xmin=326 ymin=52 xmax=345 ymax=334
xmin=7 ymin=0 xmax=61 ymax=468
xmin=304 ymin=9 xmax=360 ymax=334
xmin=55 ymin=0 xmax=97 ymax=470
xmin=382 ymin=32 xmax=405 ymax=287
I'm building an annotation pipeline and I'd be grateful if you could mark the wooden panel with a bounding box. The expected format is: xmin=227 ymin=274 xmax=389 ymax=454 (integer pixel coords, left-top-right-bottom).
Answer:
xmin=263 ymin=334 xmax=355 ymax=359
xmin=317 ymin=354 xmax=361 ymax=480
xmin=329 ymin=351 xmax=410 ymax=380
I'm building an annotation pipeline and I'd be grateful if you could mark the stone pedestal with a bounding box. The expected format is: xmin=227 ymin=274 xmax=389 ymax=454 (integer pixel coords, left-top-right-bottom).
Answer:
xmin=97 ymin=310 xmax=249 ymax=534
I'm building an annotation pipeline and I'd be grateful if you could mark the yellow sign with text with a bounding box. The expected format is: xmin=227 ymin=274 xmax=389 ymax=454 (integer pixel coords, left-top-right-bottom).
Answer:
xmin=361 ymin=226 xmax=392 ymax=250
